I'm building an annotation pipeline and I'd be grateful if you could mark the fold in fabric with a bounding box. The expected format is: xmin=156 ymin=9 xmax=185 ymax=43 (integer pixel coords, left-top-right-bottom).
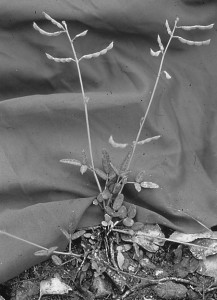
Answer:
xmin=0 ymin=0 xmax=217 ymax=283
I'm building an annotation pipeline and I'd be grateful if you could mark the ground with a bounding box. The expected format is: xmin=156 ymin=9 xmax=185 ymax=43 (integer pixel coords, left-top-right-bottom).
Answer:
xmin=0 ymin=224 xmax=217 ymax=300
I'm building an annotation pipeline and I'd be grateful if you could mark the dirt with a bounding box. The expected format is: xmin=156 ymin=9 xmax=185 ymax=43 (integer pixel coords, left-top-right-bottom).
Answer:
xmin=0 ymin=224 xmax=217 ymax=300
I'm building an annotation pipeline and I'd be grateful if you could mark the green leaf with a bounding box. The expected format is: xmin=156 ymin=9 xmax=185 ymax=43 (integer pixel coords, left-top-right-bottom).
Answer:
xmin=127 ymin=204 xmax=137 ymax=219
xmin=123 ymin=217 xmax=134 ymax=227
xmin=71 ymin=230 xmax=86 ymax=241
xmin=135 ymin=171 xmax=146 ymax=183
xmin=113 ymin=194 xmax=124 ymax=211
xmin=52 ymin=255 xmax=62 ymax=266
xmin=94 ymin=168 xmax=107 ymax=180
xmin=59 ymin=227 xmax=71 ymax=241
xmin=102 ymin=149 xmax=111 ymax=174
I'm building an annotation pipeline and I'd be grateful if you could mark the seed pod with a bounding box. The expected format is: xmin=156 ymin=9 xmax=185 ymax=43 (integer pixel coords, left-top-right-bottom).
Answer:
xmin=127 ymin=204 xmax=137 ymax=219
xmin=113 ymin=194 xmax=124 ymax=211
xmin=157 ymin=35 xmax=164 ymax=52
xmin=179 ymin=24 xmax=214 ymax=31
xmin=74 ymin=30 xmax=88 ymax=39
xmin=150 ymin=49 xmax=161 ymax=57
xmin=123 ymin=217 xmax=134 ymax=227
xmin=108 ymin=135 xmax=128 ymax=148
xmin=43 ymin=12 xmax=64 ymax=29
xmin=165 ymin=20 xmax=172 ymax=35
xmin=46 ymin=53 xmax=74 ymax=63
xmin=176 ymin=36 xmax=211 ymax=46
xmin=60 ymin=158 xmax=82 ymax=166
xmin=33 ymin=23 xmax=63 ymax=36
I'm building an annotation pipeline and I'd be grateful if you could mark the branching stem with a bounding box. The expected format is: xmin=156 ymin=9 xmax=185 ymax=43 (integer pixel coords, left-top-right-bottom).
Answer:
xmin=63 ymin=23 xmax=102 ymax=193
xmin=126 ymin=17 xmax=179 ymax=171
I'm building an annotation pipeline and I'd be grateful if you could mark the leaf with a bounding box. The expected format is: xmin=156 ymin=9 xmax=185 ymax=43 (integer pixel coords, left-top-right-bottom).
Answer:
xmin=140 ymin=181 xmax=159 ymax=188
xmin=34 ymin=246 xmax=58 ymax=257
xmin=135 ymin=171 xmax=146 ymax=183
xmin=74 ymin=30 xmax=88 ymax=39
xmin=123 ymin=217 xmax=134 ymax=227
xmin=122 ymin=224 xmax=165 ymax=252
xmin=113 ymin=182 xmax=122 ymax=194
xmin=94 ymin=168 xmax=107 ymax=180
xmin=117 ymin=206 xmax=128 ymax=219
xmin=80 ymin=42 xmax=113 ymax=61
xmin=60 ymin=158 xmax=82 ymax=166
xmin=80 ymin=164 xmax=88 ymax=174
xmin=71 ymin=230 xmax=86 ymax=241
xmin=46 ymin=53 xmax=75 ymax=63
xmin=190 ymin=239 xmax=217 ymax=259
xmin=59 ymin=227 xmax=71 ymax=241
xmin=119 ymin=146 xmax=133 ymax=173
xmin=42 ymin=12 xmax=64 ymax=29
xmin=127 ymin=204 xmax=137 ymax=219
xmin=134 ymin=182 xmax=141 ymax=192
xmin=150 ymin=48 xmax=161 ymax=57
xmin=165 ymin=19 xmax=172 ymax=35
xmin=134 ymin=135 xmax=161 ymax=145
xmin=179 ymin=23 xmax=214 ymax=31
xmin=197 ymin=254 xmax=217 ymax=285
xmin=108 ymin=135 xmax=128 ymax=148
xmin=113 ymin=194 xmax=124 ymax=211
xmin=157 ymin=34 xmax=164 ymax=52
xmin=163 ymin=70 xmax=172 ymax=79
xmin=116 ymin=248 xmax=125 ymax=270
xmin=176 ymin=36 xmax=211 ymax=46
xmin=132 ymin=222 xmax=144 ymax=231
xmin=169 ymin=230 xmax=213 ymax=243
xmin=33 ymin=23 xmax=63 ymax=36
xmin=52 ymin=255 xmax=62 ymax=266
xmin=102 ymin=189 xmax=111 ymax=200
xmin=39 ymin=276 xmax=72 ymax=299
xmin=102 ymin=149 xmax=111 ymax=174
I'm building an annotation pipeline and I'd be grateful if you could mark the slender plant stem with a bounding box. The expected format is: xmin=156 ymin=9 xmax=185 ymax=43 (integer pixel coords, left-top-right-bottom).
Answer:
xmin=0 ymin=230 xmax=81 ymax=257
xmin=63 ymin=23 xmax=102 ymax=193
xmin=126 ymin=18 xmax=179 ymax=171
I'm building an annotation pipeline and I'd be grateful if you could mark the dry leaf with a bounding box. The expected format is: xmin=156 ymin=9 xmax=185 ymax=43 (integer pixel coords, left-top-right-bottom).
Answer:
xmin=197 ymin=254 xmax=217 ymax=285
xmin=122 ymin=224 xmax=165 ymax=252
xmin=190 ymin=239 xmax=217 ymax=259
xmin=169 ymin=230 xmax=213 ymax=243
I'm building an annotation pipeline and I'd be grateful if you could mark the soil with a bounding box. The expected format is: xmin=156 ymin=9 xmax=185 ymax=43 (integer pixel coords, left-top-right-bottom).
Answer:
xmin=0 ymin=224 xmax=216 ymax=300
